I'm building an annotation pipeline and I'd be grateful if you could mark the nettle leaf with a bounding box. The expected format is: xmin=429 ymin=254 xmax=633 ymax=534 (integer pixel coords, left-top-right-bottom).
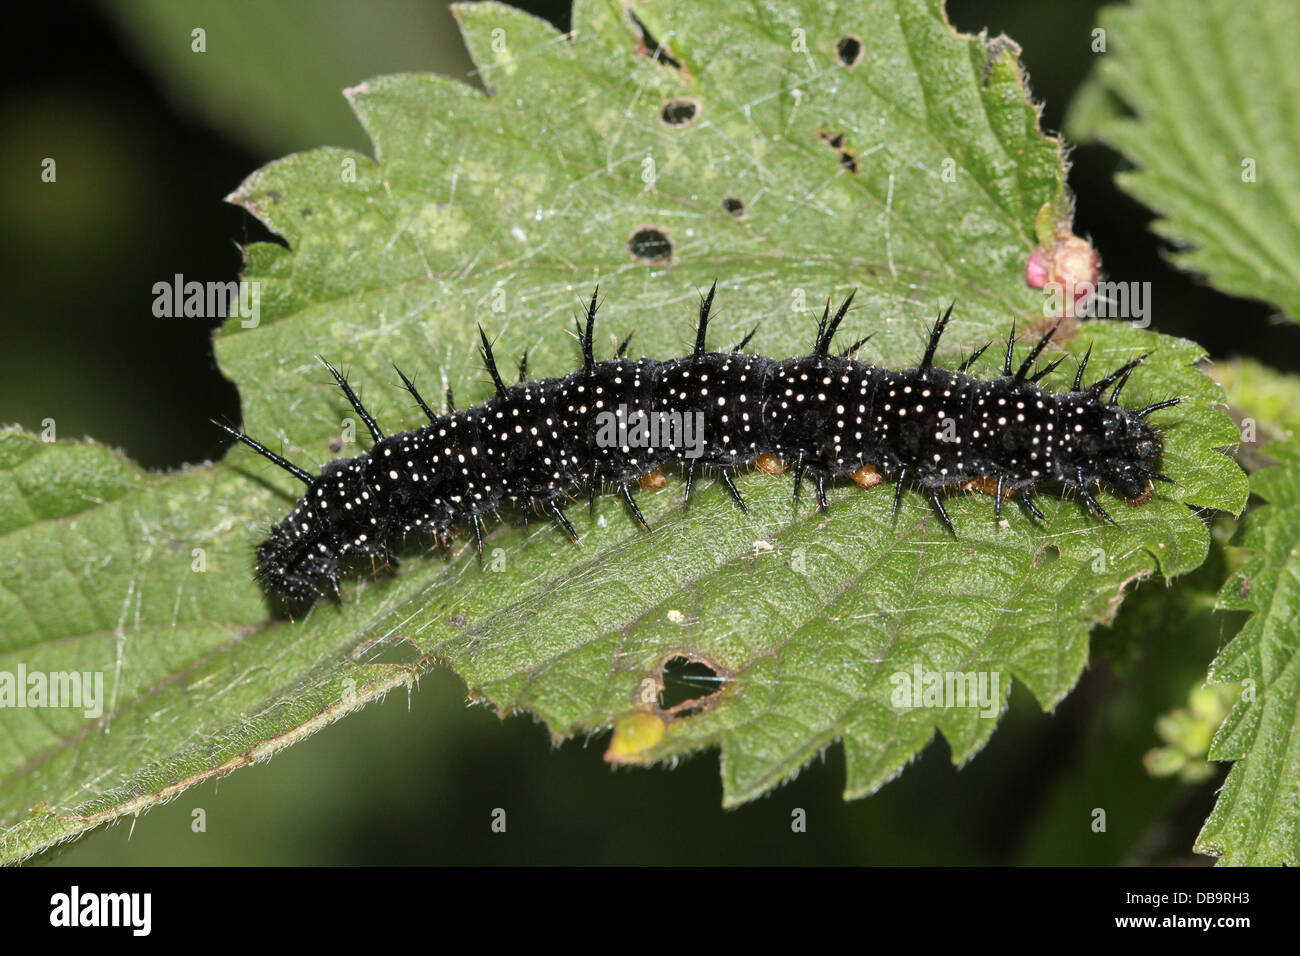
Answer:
xmin=0 ymin=0 xmax=1246 ymax=862
xmin=1068 ymin=0 xmax=1300 ymax=320
xmin=1198 ymin=438 xmax=1300 ymax=865
xmin=1213 ymin=357 xmax=1300 ymax=440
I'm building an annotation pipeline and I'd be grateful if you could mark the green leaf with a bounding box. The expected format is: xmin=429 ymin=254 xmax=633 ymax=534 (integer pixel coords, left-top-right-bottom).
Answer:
xmin=0 ymin=429 xmax=421 ymax=864
xmin=0 ymin=0 xmax=1246 ymax=863
xmin=1198 ymin=438 xmax=1300 ymax=864
xmin=1067 ymin=0 xmax=1300 ymax=320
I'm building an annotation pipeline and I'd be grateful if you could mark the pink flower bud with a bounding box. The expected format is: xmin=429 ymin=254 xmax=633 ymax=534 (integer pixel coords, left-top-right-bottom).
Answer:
xmin=1025 ymin=247 xmax=1049 ymax=288
xmin=1027 ymin=235 xmax=1102 ymax=317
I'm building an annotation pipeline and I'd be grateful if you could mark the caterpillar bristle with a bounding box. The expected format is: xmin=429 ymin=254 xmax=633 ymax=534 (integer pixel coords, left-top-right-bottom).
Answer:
xmin=1013 ymin=319 xmax=1061 ymax=384
xmin=1028 ymin=356 xmax=1065 ymax=384
xmin=477 ymin=324 xmax=508 ymax=396
xmin=693 ymin=281 xmax=718 ymax=358
xmin=919 ymin=301 xmax=954 ymax=372
xmin=958 ymin=340 xmax=992 ymax=373
xmin=392 ymin=363 xmax=438 ymax=422
xmin=319 ymin=357 xmax=384 ymax=442
xmin=1137 ymin=398 xmax=1181 ymax=418
xmin=1073 ymin=344 xmax=1093 ymax=391
xmin=213 ymin=419 xmax=312 ymax=485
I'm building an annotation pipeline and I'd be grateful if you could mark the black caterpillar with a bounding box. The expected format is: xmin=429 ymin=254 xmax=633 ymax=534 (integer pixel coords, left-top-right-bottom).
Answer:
xmin=218 ymin=285 xmax=1179 ymax=605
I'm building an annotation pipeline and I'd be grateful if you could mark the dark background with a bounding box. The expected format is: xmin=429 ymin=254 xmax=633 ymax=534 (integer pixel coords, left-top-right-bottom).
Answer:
xmin=2 ymin=0 xmax=1274 ymax=864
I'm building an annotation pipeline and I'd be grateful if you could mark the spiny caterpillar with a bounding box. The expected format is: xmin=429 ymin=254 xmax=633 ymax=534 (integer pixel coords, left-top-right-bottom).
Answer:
xmin=217 ymin=284 xmax=1179 ymax=606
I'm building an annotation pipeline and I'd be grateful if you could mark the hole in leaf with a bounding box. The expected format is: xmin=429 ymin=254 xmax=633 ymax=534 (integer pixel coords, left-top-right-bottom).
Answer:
xmin=660 ymin=97 xmax=700 ymax=127
xmin=817 ymin=128 xmax=846 ymax=150
xmin=836 ymin=35 xmax=864 ymax=67
xmin=660 ymin=656 xmax=720 ymax=712
xmin=1033 ymin=542 xmax=1061 ymax=568
xmin=721 ymin=196 xmax=745 ymax=217
xmin=628 ymin=10 xmax=682 ymax=69
xmin=628 ymin=226 xmax=673 ymax=263
xmin=817 ymin=129 xmax=858 ymax=172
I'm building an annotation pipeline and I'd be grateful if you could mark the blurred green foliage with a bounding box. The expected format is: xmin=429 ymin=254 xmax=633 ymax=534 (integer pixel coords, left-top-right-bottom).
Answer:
xmin=104 ymin=0 xmax=475 ymax=156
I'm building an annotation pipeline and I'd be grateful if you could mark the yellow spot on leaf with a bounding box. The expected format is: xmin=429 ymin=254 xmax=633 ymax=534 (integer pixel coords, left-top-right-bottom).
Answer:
xmin=605 ymin=710 xmax=665 ymax=763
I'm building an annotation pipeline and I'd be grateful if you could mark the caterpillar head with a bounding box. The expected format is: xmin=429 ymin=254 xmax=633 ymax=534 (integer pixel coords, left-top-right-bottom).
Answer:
xmin=1072 ymin=402 xmax=1166 ymax=503
xmin=255 ymin=514 xmax=339 ymax=605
